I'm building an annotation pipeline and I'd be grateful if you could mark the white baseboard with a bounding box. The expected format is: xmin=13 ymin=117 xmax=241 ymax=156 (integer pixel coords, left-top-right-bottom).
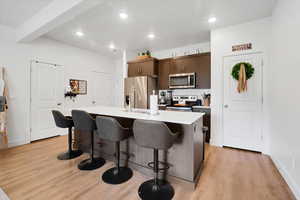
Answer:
xmin=271 ymin=156 xmax=300 ymax=200
xmin=8 ymin=139 xmax=27 ymax=148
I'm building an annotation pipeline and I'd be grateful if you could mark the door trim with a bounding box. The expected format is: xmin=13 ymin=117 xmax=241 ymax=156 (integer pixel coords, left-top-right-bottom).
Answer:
xmin=221 ymin=52 xmax=264 ymax=152
xmin=29 ymin=60 xmax=64 ymax=142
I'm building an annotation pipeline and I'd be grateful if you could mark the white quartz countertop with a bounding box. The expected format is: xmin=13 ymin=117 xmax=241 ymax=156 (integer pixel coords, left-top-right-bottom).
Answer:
xmin=68 ymin=106 xmax=204 ymax=125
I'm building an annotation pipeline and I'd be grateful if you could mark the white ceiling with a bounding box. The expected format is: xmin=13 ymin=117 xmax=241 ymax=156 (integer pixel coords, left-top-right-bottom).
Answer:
xmin=46 ymin=0 xmax=275 ymax=54
xmin=0 ymin=0 xmax=53 ymax=27
xmin=0 ymin=0 xmax=275 ymax=54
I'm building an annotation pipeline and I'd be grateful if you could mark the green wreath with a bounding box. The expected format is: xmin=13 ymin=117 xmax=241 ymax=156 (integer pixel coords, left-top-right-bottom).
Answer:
xmin=231 ymin=62 xmax=255 ymax=80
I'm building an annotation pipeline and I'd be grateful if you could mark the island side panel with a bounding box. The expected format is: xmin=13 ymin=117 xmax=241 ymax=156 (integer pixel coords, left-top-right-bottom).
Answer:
xmin=192 ymin=118 xmax=204 ymax=180
xmin=165 ymin=122 xmax=195 ymax=182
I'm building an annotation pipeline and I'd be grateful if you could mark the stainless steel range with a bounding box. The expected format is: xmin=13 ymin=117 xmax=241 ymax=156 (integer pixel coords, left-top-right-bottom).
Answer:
xmin=166 ymin=95 xmax=198 ymax=112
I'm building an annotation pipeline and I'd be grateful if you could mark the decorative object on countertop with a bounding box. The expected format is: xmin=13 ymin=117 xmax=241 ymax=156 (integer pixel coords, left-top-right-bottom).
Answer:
xmin=231 ymin=62 xmax=254 ymax=93
xmin=137 ymin=50 xmax=151 ymax=59
xmin=150 ymin=90 xmax=159 ymax=115
xmin=0 ymin=67 xmax=8 ymax=150
xmin=158 ymin=90 xmax=172 ymax=105
xmin=202 ymin=93 xmax=211 ymax=107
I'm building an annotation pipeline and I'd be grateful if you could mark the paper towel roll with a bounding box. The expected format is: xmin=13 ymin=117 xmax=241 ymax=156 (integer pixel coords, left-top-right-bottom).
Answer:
xmin=150 ymin=91 xmax=158 ymax=115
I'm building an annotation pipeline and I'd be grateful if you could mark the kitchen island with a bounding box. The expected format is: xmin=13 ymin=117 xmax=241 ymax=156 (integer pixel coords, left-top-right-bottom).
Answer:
xmin=67 ymin=106 xmax=205 ymax=188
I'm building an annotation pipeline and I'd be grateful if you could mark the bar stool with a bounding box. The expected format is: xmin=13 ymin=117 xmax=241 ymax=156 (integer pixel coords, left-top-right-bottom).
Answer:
xmin=95 ymin=116 xmax=133 ymax=184
xmin=133 ymin=119 xmax=178 ymax=200
xmin=72 ymin=110 xmax=106 ymax=170
xmin=52 ymin=110 xmax=83 ymax=160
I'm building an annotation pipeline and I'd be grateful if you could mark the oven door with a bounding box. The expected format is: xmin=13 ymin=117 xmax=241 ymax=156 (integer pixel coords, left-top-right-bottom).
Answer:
xmin=169 ymin=73 xmax=195 ymax=89
xmin=166 ymin=106 xmax=193 ymax=112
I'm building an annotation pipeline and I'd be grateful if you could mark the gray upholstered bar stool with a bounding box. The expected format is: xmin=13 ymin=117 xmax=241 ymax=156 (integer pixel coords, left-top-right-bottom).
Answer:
xmin=72 ymin=110 xmax=106 ymax=170
xmin=52 ymin=110 xmax=83 ymax=160
xmin=133 ymin=119 xmax=178 ymax=200
xmin=95 ymin=116 xmax=133 ymax=184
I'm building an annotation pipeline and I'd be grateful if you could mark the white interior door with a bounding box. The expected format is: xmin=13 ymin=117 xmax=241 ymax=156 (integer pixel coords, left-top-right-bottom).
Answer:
xmin=91 ymin=72 xmax=113 ymax=106
xmin=30 ymin=61 xmax=64 ymax=141
xmin=223 ymin=53 xmax=263 ymax=152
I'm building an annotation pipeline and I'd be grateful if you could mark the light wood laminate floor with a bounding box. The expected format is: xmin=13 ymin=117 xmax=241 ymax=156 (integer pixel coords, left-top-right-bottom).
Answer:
xmin=0 ymin=136 xmax=295 ymax=200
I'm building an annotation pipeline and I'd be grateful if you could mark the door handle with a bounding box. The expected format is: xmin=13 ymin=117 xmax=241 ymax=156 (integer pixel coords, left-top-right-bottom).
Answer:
xmin=224 ymin=104 xmax=229 ymax=108
xmin=57 ymin=103 xmax=62 ymax=106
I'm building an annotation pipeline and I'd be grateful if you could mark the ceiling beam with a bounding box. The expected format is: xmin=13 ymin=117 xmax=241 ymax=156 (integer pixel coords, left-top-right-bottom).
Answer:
xmin=16 ymin=0 xmax=104 ymax=43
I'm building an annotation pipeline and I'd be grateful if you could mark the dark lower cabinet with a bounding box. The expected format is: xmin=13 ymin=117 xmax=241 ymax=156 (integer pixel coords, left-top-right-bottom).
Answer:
xmin=193 ymin=108 xmax=211 ymax=143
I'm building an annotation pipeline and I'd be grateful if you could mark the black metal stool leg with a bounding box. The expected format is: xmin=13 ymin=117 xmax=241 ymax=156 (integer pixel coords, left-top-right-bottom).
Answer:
xmin=138 ymin=149 xmax=175 ymax=200
xmin=57 ymin=127 xmax=83 ymax=160
xmin=78 ymin=131 xmax=105 ymax=170
xmin=102 ymin=141 xmax=133 ymax=184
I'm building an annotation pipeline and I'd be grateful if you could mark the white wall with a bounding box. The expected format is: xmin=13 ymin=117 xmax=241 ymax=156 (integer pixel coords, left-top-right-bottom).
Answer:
xmin=268 ymin=0 xmax=300 ymax=198
xmin=0 ymin=24 xmax=118 ymax=147
xmin=113 ymin=52 xmax=126 ymax=107
xmin=210 ymin=18 xmax=271 ymax=152
xmin=152 ymin=42 xmax=211 ymax=59
xmin=113 ymin=50 xmax=141 ymax=107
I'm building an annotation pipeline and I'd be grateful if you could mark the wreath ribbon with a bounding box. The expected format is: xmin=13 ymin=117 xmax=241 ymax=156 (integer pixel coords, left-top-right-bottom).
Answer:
xmin=237 ymin=63 xmax=247 ymax=93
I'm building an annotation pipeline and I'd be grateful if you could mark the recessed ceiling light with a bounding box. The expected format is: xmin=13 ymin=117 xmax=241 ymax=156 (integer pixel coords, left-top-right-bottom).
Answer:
xmin=148 ymin=33 xmax=155 ymax=39
xmin=75 ymin=31 xmax=84 ymax=37
xmin=109 ymin=43 xmax=115 ymax=49
xmin=208 ymin=17 xmax=217 ymax=23
xmin=119 ymin=12 xmax=128 ymax=19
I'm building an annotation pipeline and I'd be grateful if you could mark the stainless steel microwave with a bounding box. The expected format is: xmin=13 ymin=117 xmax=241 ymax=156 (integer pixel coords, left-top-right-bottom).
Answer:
xmin=169 ymin=73 xmax=196 ymax=89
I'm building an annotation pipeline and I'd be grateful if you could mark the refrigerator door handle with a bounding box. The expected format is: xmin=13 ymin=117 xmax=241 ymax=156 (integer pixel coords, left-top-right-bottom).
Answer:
xmin=133 ymin=88 xmax=136 ymax=108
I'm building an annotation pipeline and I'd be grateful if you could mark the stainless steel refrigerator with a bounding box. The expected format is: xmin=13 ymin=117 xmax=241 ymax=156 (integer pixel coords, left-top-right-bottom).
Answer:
xmin=124 ymin=76 xmax=157 ymax=109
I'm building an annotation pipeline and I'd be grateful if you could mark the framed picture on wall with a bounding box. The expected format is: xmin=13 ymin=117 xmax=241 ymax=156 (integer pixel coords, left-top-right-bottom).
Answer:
xmin=70 ymin=79 xmax=87 ymax=95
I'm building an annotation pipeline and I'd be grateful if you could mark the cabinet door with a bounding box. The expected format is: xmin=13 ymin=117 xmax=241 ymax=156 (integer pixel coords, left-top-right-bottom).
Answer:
xmin=190 ymin=54 xmax=211 ymax=89
xmin=140 ymin=60 xmax=158 ymax=76
xmin=128 ymin=63 xmax=140 ymax=77
xmin=171 ymin=53 xmax=211 ymax=89
xmin=158 ymin=59 xmax=170 ymax=89
xmin=170 ymin=58 xmax=189 ymax=74
xmin=140 ymin=61 xmax=154 ymax=76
